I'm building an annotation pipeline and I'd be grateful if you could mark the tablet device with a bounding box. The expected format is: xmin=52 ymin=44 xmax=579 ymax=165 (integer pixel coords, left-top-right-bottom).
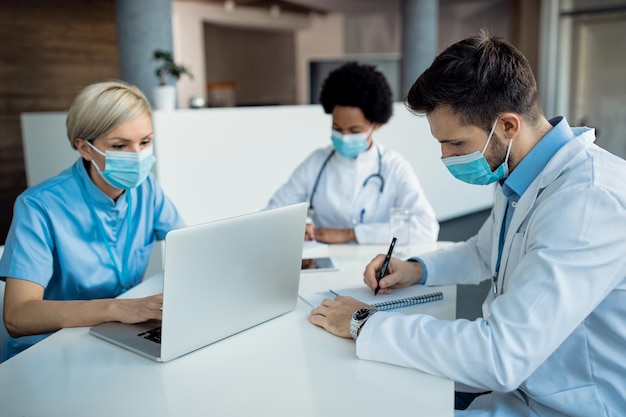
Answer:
xmin=301 ymin=257 xmax=338 ymax=273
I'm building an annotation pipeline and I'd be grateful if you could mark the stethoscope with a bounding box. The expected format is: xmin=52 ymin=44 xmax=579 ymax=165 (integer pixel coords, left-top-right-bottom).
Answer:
xmin=307 ymin=145 xmax=385 ymax=221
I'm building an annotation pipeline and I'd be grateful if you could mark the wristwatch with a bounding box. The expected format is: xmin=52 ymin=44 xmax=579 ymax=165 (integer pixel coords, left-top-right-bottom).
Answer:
xmin=350 ymin=307 xmax=378 ymax=340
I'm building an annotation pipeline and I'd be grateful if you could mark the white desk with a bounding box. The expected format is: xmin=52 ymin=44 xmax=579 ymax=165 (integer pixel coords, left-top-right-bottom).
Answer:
xmin=0 ymin=244 xmax=455 ymax=417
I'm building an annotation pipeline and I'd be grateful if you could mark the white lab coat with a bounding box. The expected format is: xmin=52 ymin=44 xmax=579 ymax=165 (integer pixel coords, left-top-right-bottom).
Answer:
xmin=357 ymin=127 xmax=626 ymax=416
xmin=266 ymin=142 xmax=439 ymax=244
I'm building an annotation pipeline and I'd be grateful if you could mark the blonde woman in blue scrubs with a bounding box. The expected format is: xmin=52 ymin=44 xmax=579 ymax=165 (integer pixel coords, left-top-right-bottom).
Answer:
xmin=0 ymin=81 xmax=185 ymax=361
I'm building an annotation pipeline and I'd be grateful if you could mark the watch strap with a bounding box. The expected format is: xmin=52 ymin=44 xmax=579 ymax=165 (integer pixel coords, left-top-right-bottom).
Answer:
xmin=350 ymin=307 xmax=378 ymax=340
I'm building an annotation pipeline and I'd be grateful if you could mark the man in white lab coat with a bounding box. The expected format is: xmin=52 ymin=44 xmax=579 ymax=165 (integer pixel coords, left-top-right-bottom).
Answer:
xmin=308 ymin=30 xmax=626 ymax=416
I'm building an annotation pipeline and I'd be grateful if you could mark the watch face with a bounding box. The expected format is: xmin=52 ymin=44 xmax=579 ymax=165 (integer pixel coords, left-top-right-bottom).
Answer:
xmin=351 ymin=308 xmax=377 ymax=340
xmin=355 ymin=308 xmax=371 ymax=320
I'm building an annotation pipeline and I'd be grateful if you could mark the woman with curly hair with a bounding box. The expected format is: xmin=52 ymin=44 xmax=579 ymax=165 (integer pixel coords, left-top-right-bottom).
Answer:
xmin=267 ymin=62 xmax=438 ymax=244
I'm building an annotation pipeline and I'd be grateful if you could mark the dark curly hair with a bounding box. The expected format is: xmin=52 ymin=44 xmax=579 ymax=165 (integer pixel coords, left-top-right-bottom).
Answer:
xmin=319 ymin=62 xmax=393 ymax=125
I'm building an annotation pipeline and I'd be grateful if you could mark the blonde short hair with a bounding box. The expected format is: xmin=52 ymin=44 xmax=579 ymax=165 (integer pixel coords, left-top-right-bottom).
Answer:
xmin=66 ymin=80 xmax=152 ymax=149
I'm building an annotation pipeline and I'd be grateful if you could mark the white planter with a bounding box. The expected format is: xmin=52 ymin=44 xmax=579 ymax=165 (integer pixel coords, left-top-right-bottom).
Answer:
xmin=152 ymin=85 xmax=176 ymax=111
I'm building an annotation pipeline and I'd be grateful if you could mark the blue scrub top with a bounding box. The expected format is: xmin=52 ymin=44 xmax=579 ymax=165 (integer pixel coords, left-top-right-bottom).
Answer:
xmin=0 ymin=158 xmax=185 ymax=360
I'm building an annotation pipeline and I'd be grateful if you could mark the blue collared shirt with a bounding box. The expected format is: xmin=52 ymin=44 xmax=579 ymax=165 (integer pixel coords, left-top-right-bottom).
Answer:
xmin=499 ymin=116 xmax=574 ymax=237
xmin=0 ymin=158 xmax=184 ymax=360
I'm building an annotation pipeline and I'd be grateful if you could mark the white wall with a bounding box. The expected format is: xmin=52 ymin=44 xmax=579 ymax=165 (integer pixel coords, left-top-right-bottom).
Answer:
xmin=152 ymin=106 xmax=329 ymax=224
xmin=21 ymin=104 xmax=494 ymax=228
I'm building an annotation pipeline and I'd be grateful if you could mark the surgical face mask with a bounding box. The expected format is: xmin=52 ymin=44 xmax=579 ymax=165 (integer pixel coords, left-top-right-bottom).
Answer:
xmin=442 ymin=119 xmax=513 ymax=185
xmin=86 ymin=141 xmax=156 ymax=190
xmin=331 ymin=126 xmax=372 ymax=159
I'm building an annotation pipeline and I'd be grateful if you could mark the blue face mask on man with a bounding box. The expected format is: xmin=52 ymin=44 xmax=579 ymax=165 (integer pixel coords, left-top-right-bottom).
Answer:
xmin=331 ymin=126 xmax=373 ymax=159
xmin=442 ymin=118 xmax=513 ymax=185
xmin=86 ymin=141 xmax=156 ymax=190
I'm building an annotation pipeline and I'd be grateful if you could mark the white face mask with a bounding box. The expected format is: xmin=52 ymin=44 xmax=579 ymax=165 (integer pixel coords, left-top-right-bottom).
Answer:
xmin=86 ymin=141 xmax=156 ymax=189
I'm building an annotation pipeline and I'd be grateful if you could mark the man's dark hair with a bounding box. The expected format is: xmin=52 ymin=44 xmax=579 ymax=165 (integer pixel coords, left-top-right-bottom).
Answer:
xmin=319 ymin=62 xmax=393 ymax=125
xmin=406 ymin=29 xmax=544 ymax=131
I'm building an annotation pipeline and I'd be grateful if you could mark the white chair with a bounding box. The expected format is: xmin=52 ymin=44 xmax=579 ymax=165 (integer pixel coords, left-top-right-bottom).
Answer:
xmin=0 ymin=245 xmax=10 ymax=354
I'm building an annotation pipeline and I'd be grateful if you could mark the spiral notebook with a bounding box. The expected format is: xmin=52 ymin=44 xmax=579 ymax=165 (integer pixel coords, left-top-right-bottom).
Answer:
xmin=300 ymin=285 xmax=443 ymax=311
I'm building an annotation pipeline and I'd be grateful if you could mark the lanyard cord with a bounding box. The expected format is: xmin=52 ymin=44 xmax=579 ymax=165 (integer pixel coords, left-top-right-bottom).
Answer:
xmin=492 ymin=203 xmax=510 ymax=297
xmin=79 ymin=180 xmax=134 ymax=290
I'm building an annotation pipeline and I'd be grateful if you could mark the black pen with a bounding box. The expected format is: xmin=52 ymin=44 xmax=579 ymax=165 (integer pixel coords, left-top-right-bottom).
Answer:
xmin=375 ymin=237 xmax=397 ymax=295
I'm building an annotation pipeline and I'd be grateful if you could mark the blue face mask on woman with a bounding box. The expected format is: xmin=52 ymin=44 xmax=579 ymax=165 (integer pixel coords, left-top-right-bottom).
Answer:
xmin=86 ymin=141 xmax=156 ymax=190
xmin=442 ymin=118 xmax=513 ymax=185
xmin=331 ymin=126 xmax=373 ymax=159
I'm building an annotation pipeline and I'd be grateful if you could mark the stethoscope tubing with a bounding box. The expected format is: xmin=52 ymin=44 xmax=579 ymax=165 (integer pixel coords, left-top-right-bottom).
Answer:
xmin=308 ymin=145 xmax=384 ymax=215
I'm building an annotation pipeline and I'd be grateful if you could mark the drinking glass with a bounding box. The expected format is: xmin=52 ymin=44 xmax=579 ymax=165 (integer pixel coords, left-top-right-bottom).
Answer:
xmin=389 ymin=207 xmax=415 ymax=257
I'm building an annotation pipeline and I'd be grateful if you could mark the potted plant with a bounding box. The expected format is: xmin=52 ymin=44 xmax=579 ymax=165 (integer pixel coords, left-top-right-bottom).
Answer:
xmin=152 ymin=49 xmax=193 ymax=110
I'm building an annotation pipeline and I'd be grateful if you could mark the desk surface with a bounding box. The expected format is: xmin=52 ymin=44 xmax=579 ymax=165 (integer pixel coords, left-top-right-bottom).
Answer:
xmin=0 ymin=244 xmax=455 ymax=417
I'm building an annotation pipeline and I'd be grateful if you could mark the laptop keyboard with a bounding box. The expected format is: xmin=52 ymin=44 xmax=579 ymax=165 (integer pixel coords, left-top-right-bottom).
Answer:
xmin=138 ymin=326 xmax=162 ymax=344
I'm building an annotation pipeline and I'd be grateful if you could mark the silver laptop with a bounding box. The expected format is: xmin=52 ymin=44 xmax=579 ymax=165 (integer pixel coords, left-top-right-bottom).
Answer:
xmin=90 ymin=203 xmax=307 ymax=362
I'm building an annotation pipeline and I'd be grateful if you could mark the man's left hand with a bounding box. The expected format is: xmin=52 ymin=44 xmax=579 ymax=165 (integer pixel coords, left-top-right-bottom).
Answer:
xmin=308 ymin=295 xmax=371 ymax=338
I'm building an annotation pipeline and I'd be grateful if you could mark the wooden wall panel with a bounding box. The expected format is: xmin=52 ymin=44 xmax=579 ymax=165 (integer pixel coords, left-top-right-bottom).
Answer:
xmin=0 ymin=0 xmax=120 ymax=243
